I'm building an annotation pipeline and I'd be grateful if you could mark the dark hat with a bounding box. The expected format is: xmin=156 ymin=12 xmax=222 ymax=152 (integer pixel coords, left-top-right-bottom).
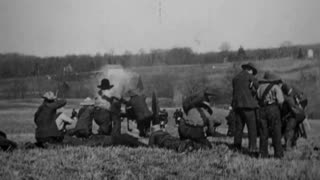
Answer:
xmin=97 ymin=79 xmax=114 ymax=90
xmin=261 ymin=71 xmax=282 ymax=84
xmin=42 ymin=91 xmax=57 ymax=100
xmin=0 ymin=131 xmax=7 ymax=138
xmin=241 ymin=62 xmax=257 ymax=75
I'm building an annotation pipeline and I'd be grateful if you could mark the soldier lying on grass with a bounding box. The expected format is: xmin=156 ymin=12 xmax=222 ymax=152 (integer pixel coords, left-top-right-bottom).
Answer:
xmin=0 ymin=130 xmax=17 ymax=151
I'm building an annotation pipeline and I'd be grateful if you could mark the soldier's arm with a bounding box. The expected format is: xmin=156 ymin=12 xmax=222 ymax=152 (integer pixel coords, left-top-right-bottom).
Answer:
xmin=48 ymin=99 xmax=67 ymax=109
xmin=274 ymin=86 xmax=284 ymax=105
xmin=148 ymin=134 xmax=156 ymax=146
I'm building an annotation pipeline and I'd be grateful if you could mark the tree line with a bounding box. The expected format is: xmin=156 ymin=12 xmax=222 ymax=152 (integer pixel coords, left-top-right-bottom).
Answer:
xmin=0 ymin=44 xmax=319 ymax=79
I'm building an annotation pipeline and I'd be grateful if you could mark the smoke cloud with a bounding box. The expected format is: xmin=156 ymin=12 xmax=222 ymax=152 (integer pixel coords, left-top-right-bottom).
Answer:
xmin=96 ymin=65 xmax=139 ymax=98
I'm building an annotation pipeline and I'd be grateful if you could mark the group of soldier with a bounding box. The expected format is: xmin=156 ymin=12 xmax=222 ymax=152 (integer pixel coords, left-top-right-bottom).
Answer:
xmin=228 ymin=62 xmax=308 ymax=158
xmin=0 ymin=63 xmax=308 ymax=159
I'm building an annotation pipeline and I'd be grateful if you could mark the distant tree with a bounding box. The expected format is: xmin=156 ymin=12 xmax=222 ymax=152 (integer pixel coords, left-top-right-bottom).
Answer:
xmin=237 ymin=46 xmax=247 ymax=60
xmin=280 ymin=41 xmax=293 ymax=48
xmin=219 ymin=42 xmax=231 ymax=52
xmin=297 ymin=48 xmax=304 ymax=59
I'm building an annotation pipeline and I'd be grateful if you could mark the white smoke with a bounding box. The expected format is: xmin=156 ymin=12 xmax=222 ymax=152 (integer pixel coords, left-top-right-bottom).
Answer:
xmin=96 ymin=65 xmax=139 ymax=98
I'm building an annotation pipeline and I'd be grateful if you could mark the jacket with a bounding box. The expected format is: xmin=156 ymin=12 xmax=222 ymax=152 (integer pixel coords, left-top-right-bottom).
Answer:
xmin=257 ymin=83 xmax=284 ymax=106
xmin=232 ymin=70 xmax=259 ymax=109
xmin=74 ymin=106 xmax=94 ymax=133
xmin=34 ymin=99 xmax=67 ymax=139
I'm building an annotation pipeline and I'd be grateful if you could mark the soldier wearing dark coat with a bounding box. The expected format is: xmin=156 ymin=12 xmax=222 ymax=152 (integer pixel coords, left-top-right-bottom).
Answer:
xmin=232 ymin=62 xmax=259 ymax=153
xmin=126 ymin=89 xmax=153 ymax=137
xmin=148 ymin=122 xmax=194 ymax=153
xmin=257 ymin=72 xmax=284 ymax=158
xmin=0 ymin=131 xmax=17 ymax=151
xmin=34 ymin=91 xmax=69 ymax=144
xmin=69 ymin=98 xmax=95 ymax=138
xmin=281 ymin=84 xmax=307 ymax=150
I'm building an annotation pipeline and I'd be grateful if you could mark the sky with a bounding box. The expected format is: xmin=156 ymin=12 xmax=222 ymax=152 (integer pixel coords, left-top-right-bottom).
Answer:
xmin=0 ymin=0 xmax=319 ymax=57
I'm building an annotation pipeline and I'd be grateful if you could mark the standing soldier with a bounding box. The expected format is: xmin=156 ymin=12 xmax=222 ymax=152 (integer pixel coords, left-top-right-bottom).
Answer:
xmin=126 ymin=89 xmax=153 ymax=137
xmin=94 ymin=79 xmax=122 ymax=136
xmin=173 ymin=109 xmax=183 ymax=126
xmin=226 ymin=106 xmax=236 ymax=137
xmin=257 ymin=72 xmax=284 ymax=158
xmin=232 ymin=62 xmax=259 ymax=153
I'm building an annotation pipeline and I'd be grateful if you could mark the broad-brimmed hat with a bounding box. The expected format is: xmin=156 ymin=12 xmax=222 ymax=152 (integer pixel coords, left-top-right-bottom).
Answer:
xmin=260 ymin=71 xmax=282 ymax=84
xmin=241 ymin=62 xmax=257 ymax=75
xmin=80 ymin=97 xmax=95 ymax=106
xmin=97 ymin=78 xmax=114 ymax=90
xmin=42 ymin=91 xmax=57 ymax=100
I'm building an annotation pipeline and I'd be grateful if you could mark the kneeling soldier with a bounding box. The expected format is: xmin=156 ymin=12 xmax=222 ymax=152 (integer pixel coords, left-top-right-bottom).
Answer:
xmin=69 ymin=97 xmax=95 ymax=138
xmin=34 ymin=91 xmax=75 ymax=146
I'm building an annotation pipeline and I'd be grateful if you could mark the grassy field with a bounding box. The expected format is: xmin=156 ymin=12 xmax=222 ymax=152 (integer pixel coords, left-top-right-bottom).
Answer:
xmin=0 ymin=99 xmax=320 ymax=179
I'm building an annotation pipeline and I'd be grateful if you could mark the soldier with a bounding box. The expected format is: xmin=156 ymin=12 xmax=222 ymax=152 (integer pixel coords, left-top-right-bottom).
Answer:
xmin=69 ymin=97 xmax=95 ymax=138
xmin=257 ymin=72 xmax=284 ymax=158
xmin=149 ymin=121 xmax=194 ymax=153
xmin=225 ymin=106 xmax=236 ymax=137
xmin=173 ymin=108 xmax=183 ymax=126
xmin=34 ymin=91 xmax=75 ymax=146
xmin=0 ymin=130 xmax=17 ymax=151
xmin=231 ymin=62 xmax=259 ymax=153
xmin=94 ymin=79 xmax=122 ymax=136
xmin=178 ymin=91 xmax=219 ymax=149
xmin=126 ymin=89 xmax=153 ymax=137
xmin=281 ymin=83 xmax=308 ymax=150
xmin=159 ymin=109 xmax=169 ymax=128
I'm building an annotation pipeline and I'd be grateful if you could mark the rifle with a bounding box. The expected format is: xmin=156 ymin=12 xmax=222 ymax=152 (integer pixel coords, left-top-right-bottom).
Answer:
xmin=62 ymin=108 xmax=77 ymax=134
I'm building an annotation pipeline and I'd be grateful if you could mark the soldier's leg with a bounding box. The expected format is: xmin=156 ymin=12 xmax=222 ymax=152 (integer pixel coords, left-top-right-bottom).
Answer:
xmin=111 ymin=113 xmax=121 ymax=136
xmin=243 ymin=109 xmax=258 ymax=152
xmin=196 ymin=138 xmax=212 ymax=149
xmin=284 ymin=117 xmax=297 ymax=150
xmin=0 ymin=137 xmax=17 ymax=151
xmin=270 ymin=105 xmax=283 ymax=158
xmin=234 ymin=109 xmax=245 ymax=150
xmin=258 ymin=108 xmax=269 ymax=158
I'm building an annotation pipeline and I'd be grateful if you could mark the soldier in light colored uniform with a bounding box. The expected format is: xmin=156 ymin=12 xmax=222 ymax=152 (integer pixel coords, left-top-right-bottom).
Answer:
xmin=257 ymin=72 xmax=284 ymax=158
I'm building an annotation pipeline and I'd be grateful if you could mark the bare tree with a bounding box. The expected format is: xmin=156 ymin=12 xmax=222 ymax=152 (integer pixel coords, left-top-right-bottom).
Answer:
xmin=280 ymin=41 xmax=293 ymax=48
xmin=219 ymin=42 xmax=231 ymax=52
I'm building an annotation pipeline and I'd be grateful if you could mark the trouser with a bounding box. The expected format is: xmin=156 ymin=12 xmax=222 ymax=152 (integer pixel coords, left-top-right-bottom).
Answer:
xmin=178 ymin=120 xmax=212 ymax=149
xmin=233 ymin=108 xmax=258 ymax=152
xmin=137 ymin=118 xmax=151 ymax=137
xmin=36 ymin=136 xmax=64 ymax=145
xmin=111 ymin=113 xmax=121 ymax=136
xmin=150 ymin=131 xmax=194 ymax=153
xmin=284 ymin=116 xmax=303 ymax=149
xmin=94 ymin=108 xmax=112 ymax=135
xmin=68 ymin=129 xmax=92 ymax=139
xmin=0 ymin=137 xmax=17 ymax=151
xmin=226 ymin=111 xmax=236 ymax=136
xmin=258 ymin=104 xmax=283 ymax=158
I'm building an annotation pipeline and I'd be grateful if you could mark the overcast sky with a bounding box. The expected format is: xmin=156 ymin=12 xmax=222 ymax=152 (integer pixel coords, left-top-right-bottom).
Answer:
xmin=0 ymin=0 xmax=319 ymax=56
